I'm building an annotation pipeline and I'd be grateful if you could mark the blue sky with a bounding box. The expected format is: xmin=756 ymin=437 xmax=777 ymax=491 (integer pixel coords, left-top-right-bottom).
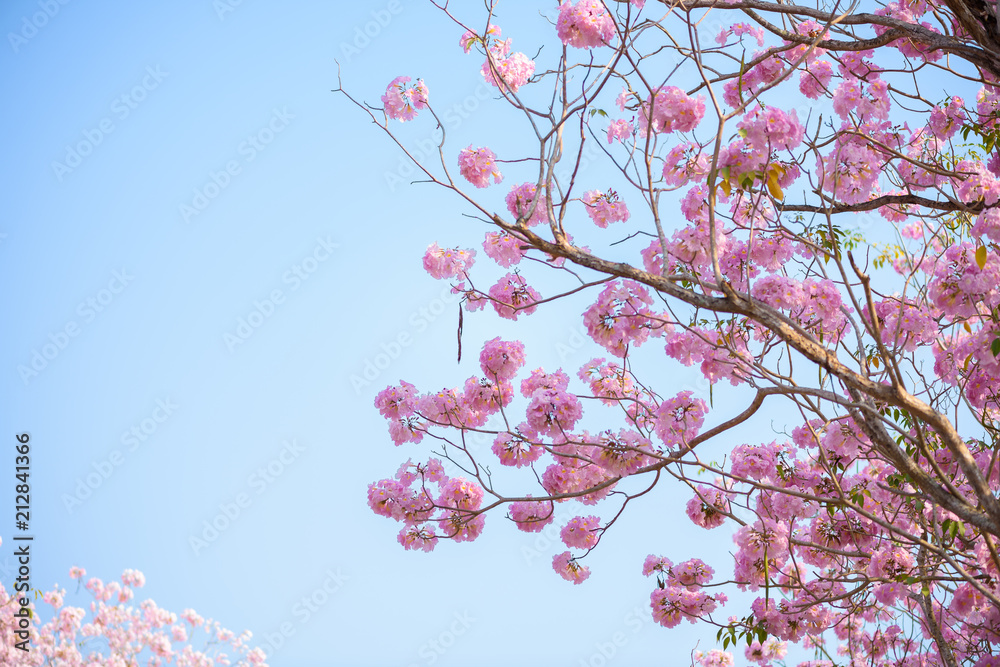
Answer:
xmin=0 ymin=1 xmax=856 ymax=665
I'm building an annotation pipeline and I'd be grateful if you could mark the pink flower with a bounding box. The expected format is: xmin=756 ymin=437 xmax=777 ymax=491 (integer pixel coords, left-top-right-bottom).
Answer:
xmin=422 ymin=242 xmax=476 ymax=280
xmin=557 ymin=0 xmax=616 ymax=49
xmin=483 ymin=231 xmax=527 ymax=267
xmin=381 ymin=76 xmax=429 ymax=122
xmin=582 ymin=189 xmax=630 ymax=227
xmin=479 ymin=337 xmax=526 ymax=380
xmin=398 ymin=525 xmax=439 ymax=552
xmin=459 ymin=24 xmax=501 ymax=53
xmin=607 ymin=118 xmax=633 ymax=144
xmin=488 ymin=272 xmax=541 ymax=320
xmin=799 ymin=60 xmax=833 ymax=99
xmin=560 ymin=515 xmax=601 ymax=548
xmin=492 ymin=432 xmax=544 ymax=467
xmin=642 ymin=554 xmax=673 ymax=576
xmin=375 ymin=381 xmax=419 ymax=420
xmin=482 ymin=38 xmax=536 ymax=93
xmin=505 ymin=182 xmax=549 ymax=226
xmin=640 ymin=86 xmax=706 ymax=134
xmin=653 ymin=391 xmax=707 ymax=447
xmin=509 ymin=498 xmax=554 ymax=532
xmin=553 ymin=551 xmax=592 ymax=583
xmin=458 ymin=146 xmax=503 ymax=188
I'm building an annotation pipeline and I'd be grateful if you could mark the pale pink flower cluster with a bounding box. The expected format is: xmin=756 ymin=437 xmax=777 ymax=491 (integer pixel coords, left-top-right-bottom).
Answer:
xmin=0 ymin=565 xmax=268 ymax=666
xmin=646 ymin=555 xmax=725 ymax=628
xmin=640 ymin=86 xmax=706 ymax=134
xmin=606 ymin=118 xmax=633 ymax=144
xmin=553 ymin=551 xmax=592 ymax=584
xmin=819 ymin=140 xmax=881 ymax=204
xmin=686 ymin=484 xmax=732 ymax=529
xmin=953 ymin=159 xmax=1000 ymax=205
xmin=422 ymin=242 xmax=476 ymax=280
xmin=458 ymin=146 xmax=503 ymax=188
xmin=799 ymin=59 xmax=833 ymax=99
xmin=578 ymin=358 xmax=637 ymax=406
xmin=592 ymin=429 xmax=652 ymax=476
xmin=483 ymin=231 xmax=527 ymax=267
xmin=662 ymin=142 xmax=709 ymax=187
xmin=492 ymin=431 xmax=544 ymax=467
xmin=505 ymin=182 xmax=549 ymax=226
xmin=582 ymin=280 xmax=662 ymax=357
xmin=459 ymin=24 xmax=501 ymax=53
xmin=653 ymin=390 xmax=707 ymax=448
xmin=870 ymin=297 xmax=938 ymax=351
xmin=556 ymin=0 xmax=616 ymax=49
xmin=488 ymin=272 xmax=541 ymax=320
xmin=479 ymin=337 xmax=526 ymax=380
xmin=695 ymin=649 xmax=735 ymax=667
xmin=560 ymin=515 xmax=601 ymax=549
xmin=381 ymin=75 xmax=429 ymax=122
xmin=738 ymin=106 xmax=804 ymax=153
xmin=715 ymin=22 xmax=765 ymax=46
xmin=582 ymin=189 xmax=630 ymax=227
xmin=481 ymin=36 xmax=536 ymax=93
xmin=745 ymin=637 xmax=788 ymax=665
xmin=509 ymin=497 xmax=554 ymax=532
xmin=928 ymin=96 xmax=965 ymax=140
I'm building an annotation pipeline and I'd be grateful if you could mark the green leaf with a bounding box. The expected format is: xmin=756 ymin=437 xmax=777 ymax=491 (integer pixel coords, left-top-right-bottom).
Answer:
xmin=991 ymin=337 xmax=1000 ymax=357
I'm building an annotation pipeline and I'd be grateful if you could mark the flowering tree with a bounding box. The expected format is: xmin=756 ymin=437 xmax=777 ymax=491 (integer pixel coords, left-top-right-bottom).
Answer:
xmin=341 ymin=0 xmax=1000 ymax=664
xmin=0 ymin=541 xmax=267 ymax=666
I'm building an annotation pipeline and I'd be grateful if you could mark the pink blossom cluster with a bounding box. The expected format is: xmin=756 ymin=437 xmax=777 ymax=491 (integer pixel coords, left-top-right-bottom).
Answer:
xmin=606 ymin=118 xmax=633 ymax=144
xmin=482 ymin=230 xmax=526 ymax=268
xmin=506 ymin=182 xmax=550 ymax=226
xmin=582 ymin=280 xmax=663 ymax=356
xmin=458 ymin=145 xmax=503 ymax=188
xmin=381 ymin=76 xmax=429 ymax=122
xmin=716 ymin=22 xmax=765 ymax=46
xmin=560 ymin=515 xmax=601 ymax=549
xmin=653 ymin=390 xmax=707 ymax=448
xmin=477 ymin=27 xmax=536 ymax=93
xmin=553 ymin=550 xmax=591 ymax=583
xmin=369 ymin=456 xmax=487 ymax=550
xmin=422 ymin=242 xmax=476 ymax=280
xmin=738 ymin=106 xmax=804 ymax=153
xmin=686 ymin=483 xmax=733 ymax=529
xmin=644 ymin=555 xmax=726 ymax=628
xmin=556 ymin=0 xmax=616 ymax=49
xmin=509 ymin=497 xmax=554 ymax=532
xmin=0 ymin=560 xmax=267 ymax=666
xmin=486 ymin=272 xmax=542 ymax=320
xmin=662 ymin=142 xmax=709 ymax=187
xmin=640 ymin=86 xmax=706 ymax=134
xmin=582 ymin=189 xmax=630 ymax=227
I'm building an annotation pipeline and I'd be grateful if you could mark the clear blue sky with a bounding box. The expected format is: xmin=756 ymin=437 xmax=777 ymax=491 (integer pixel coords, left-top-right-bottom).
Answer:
xmin=0 ymin=2 xmax=854 ymax=665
